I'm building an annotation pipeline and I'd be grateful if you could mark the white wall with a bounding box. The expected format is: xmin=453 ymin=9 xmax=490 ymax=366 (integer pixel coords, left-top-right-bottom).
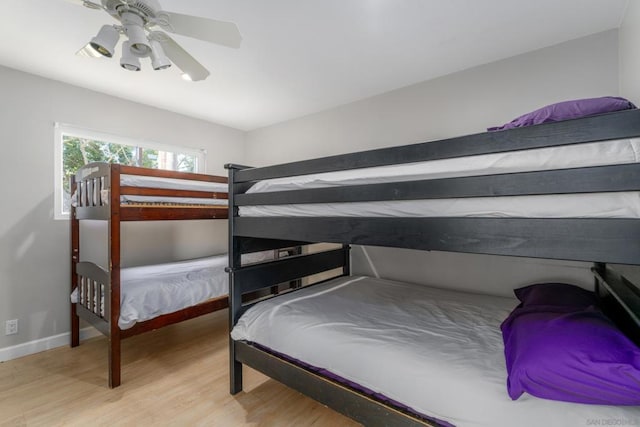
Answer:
xmin=246 ymin=30 xmax=619 ymax=166
xmin=0 ymin=66 xmax=244 ymax=351
xmin=246 ymin=30 xmax=620 ymax=297
xmin=620 ymin=0 xmax=640 ymax=105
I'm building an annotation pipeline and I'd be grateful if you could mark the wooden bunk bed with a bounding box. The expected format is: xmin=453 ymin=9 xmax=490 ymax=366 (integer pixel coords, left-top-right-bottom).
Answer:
xmin=70 ymin=163 xmax=228 ymax=388
xmin=225 ymin=109 xmax=640 ymax=426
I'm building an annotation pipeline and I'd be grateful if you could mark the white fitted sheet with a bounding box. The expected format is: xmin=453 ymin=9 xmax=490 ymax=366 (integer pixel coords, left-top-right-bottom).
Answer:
xmin=120 ymin=174 xmax=227 ymax=193
xmin=240 ymin=138 xmax=640 ymax=218
xmin=71 ymin=255 xmax=227 ymax=329
xmin=231 ymin=275 xmax=640 ymax=427
xmin=71 ymin=252 xmax=272 ymax=329
xmin=239 ymin=192 xmax=640 ymax=218
xmin=115 ymin=255 xmax=229 ymax=329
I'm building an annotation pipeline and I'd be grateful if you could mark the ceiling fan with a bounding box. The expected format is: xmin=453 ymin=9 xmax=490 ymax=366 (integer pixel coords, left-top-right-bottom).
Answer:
xmin=68 ymin=0 xmax=242 ymax=81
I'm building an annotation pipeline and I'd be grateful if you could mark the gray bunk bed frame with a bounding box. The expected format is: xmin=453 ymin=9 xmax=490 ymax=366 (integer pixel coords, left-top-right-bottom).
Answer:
xmin=225 ymin=109 xmax=640 ymax=426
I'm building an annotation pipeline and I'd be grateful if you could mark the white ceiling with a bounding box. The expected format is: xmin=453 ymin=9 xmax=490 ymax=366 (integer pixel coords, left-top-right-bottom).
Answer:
xmin=0 ymin=0 xmax=629 ymax=131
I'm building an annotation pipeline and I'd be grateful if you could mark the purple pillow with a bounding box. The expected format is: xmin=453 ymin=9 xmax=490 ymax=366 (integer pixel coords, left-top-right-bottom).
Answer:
xmin=488 ymin=96 xmax=636 ymax=131
xmin=501 ymin=306 xmax=640 ymax=405
xmin=514 ymin=283 xmax=596 ymax=309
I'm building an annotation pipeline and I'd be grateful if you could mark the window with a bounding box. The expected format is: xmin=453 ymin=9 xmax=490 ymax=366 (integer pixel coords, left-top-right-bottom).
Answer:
xmin=54 ymin=124 xmax=206 ymax=219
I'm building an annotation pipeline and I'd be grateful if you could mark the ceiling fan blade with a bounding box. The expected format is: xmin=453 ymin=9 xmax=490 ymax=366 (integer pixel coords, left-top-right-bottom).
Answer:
xmin=151 ymin=32 xmax=210 ymax=81
xmin=155 ymin=11 xmax=242 ymax=49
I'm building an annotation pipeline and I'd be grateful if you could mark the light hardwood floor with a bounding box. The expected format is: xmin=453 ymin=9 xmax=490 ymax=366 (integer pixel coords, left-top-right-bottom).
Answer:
xmin=0 ymin=310 xmax=359 ymax=426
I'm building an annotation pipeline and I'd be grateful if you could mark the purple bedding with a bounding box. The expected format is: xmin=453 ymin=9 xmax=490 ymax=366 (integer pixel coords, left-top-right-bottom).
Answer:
xmin=488 ymin=96 xmax=636 ymax=131
xmin=502 ymin=284 xmax=640 ymax=405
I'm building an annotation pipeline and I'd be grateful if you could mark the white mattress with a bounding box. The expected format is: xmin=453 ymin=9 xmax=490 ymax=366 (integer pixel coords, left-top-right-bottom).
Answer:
xmin=240 ymin=138 xmax=640 ymax=218
xmin=120 ymin=174 xmax=227 ymax=193
xmin=72 ymin=255 xmax=228 ymax=329
xmin=120 ymin=195 xmax=228 ymax=206
xmin=74 ymin=174 xmax=227 ymax=207
xmin=119 ymin=175 xmax=227 ymax=206
xmin=118 ymin=255 xmax=233 ymax=329
xmin=239 ymin=192 xmax=640 ymax=218
xmin=231 ymin=275 xmax=640 ymax=427
xmin=71 ymin=252 xmax=272 ymax=329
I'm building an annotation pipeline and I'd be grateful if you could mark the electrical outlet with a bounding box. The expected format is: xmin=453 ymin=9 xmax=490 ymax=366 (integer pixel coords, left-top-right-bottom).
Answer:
xmin=5 ymin=319 xmax=18 ymax=335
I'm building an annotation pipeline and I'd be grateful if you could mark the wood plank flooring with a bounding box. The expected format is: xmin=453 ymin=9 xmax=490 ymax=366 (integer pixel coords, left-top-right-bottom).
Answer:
xmin=0 ymin=310 xmax=358 ymax=426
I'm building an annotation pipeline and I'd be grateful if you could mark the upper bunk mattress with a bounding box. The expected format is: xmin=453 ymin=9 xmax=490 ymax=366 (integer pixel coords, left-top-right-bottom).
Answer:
xmin=231 ymin=275 xmax=640 ymax=427
xmin=120 ymin=174 xmax=227 ymax=206
xmin=239 ymin=138 xmax=640 ymax=218
xmin=74 ymin=174 xmax=228 ymax=208
xmin=120 ymin=174 xmax=228 ymax=193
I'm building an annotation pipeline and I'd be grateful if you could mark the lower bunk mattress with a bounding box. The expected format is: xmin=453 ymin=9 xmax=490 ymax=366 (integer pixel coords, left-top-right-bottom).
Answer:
xmin=71 ymin=252 xmax=272 ymax=330
xmin=230 ymin=275 xmax=640 ymax=427
xmin=72 ymin=255 xmax=229 ymax=329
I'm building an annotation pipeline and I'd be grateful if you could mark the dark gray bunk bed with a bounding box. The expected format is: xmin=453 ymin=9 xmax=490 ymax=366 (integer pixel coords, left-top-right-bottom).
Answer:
xmin=225 ymin=109 xmax=640 ymax=426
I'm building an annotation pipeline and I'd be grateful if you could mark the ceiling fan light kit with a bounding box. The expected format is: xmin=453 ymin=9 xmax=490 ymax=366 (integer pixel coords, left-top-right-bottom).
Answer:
xmin=120 ymin=40 xmax=141 ymax=71
xmin=70 ymin=0 xmax=242 ymax=81
xmin=90 ymin=24 xmax=119 ymax=57
xmin=149 ymin=39 xmax=171 ymax=70
xmin=121 ymin=12 xmax=151 ymax=57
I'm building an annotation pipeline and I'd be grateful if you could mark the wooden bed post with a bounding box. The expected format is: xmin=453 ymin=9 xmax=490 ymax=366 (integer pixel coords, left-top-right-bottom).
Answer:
xmin=226 ymin=164 xmax=245 ymax=394
xmin=109 ymin=164 xmax=122 ymax=388
xmin=343 ymin=244 xmax=351 ymax=277
xmin=70 ymin=175 xmax=80 ymax=348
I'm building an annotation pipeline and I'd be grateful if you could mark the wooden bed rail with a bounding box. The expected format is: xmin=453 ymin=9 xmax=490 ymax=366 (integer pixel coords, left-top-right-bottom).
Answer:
xmin=234 ymin=216 xmax=640 ymax=265
xmin=237 ymin=237 xmax=311 ymax=254
xmin=117 ymin=164 xmax=228 ymax=183
xmin=75 ymin=262 xmax=110 ymax=335
xmin=234 ymin=248 xmax=348 ymax=294
xmin=229 ymin=248 xmax=349 ymax=324
xmin=74 ymin=163 xmax=111 ymax=220
xmin=593 ymin=265 xmax=640 ymax=346
xmin=77 ymin=162 xmax=229 ymax=182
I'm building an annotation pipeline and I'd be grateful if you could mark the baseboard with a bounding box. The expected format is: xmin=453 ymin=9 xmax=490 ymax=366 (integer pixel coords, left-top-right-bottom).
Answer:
xmin=0 ymin=327 xmax=102 ymax=362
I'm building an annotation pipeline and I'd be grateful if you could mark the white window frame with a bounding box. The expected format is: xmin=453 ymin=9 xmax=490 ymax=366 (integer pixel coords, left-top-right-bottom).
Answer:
xmin=54 ymin=123 xmax=207 ymax=220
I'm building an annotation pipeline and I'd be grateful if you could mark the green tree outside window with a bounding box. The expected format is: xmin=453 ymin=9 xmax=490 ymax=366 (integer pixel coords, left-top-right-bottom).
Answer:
xmin=62 ymin=136 xmax=197 ymax=213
